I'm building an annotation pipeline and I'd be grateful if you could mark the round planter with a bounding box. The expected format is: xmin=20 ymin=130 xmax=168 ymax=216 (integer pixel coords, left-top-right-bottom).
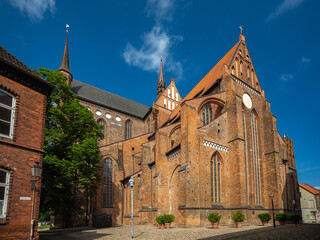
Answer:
xmin=235 ymin=222 xmax=242 ymax=228
xmin=165 ymin=223 xmax=171 ymax=229
xmin=211 ymin=222 xmax=219 ymax=229
xmin=262 ymin=221 xmax=268 ymax=226
xmin=159 ymin=223 xmax=165 ymax=229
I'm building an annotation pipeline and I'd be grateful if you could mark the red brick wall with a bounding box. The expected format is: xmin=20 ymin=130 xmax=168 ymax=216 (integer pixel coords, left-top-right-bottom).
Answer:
xmin=0 ymin=75 xmax=47 ymax=240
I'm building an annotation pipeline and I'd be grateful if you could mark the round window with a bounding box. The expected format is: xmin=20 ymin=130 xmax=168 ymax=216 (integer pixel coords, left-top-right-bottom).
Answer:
xmin=95 ymin=110 xmax=102 ymax=116
xmin=242 ymin=93 xmax=252 ymax=109
xmin=105 ymin=113 xmax=111 ymax=119
xmin=115 ymin=116 xmax=121 ymax=122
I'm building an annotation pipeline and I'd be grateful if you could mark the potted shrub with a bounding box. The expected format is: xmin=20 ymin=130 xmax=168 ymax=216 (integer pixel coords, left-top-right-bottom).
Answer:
xmin=275 ymin=213 xmax=286 ymax=225
xmin=163 ymin=214 xmax=175 ymax=229
xmin=155 ymin=215 xmax=165 ymax=229
xmin=231 ymin=211 xmax=245 ymax=228
xmin=258 ymin=213 xmax=271 ymax=226
xmin=208 ymin=212 xmax=222 ymax=229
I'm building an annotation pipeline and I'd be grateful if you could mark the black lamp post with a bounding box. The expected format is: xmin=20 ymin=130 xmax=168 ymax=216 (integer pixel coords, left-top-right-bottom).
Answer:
xmin=30 ymin=162 xmax=42 ymax=240
xmin=132 ymin=147 xmax=135 ymax=174
xmin=270 ymin=193 xmax=276 ymax=228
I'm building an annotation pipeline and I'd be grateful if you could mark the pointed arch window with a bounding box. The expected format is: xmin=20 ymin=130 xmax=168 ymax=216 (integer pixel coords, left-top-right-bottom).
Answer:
xmin=168 ymin=89 xmax=171 ymax=98
xmin=125 ymin=120 xmax=132 ymax=140
xmin=211 ymin=153 xmax=221 ymax=203
xmin=251 ymin=111 xmax=261 ymax=205
xmin=0 ymin=89 xmax=15 ymax=138
xmin=98 ymin=119 xmax=105 ymax=138
xmin=103 ymin=158 xmax=113 ymax=207
xmin=202 ymin=104 xmax=212 ymax=126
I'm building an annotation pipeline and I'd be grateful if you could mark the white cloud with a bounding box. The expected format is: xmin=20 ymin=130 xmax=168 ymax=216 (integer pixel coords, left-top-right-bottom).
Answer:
xmin=7 ymin=0 xmax=56 ymax=21
xmin=301 ymin=57 xmax=311 ymax=63
xmin=280 ymin=73 xmax=294 ymax=81
xmin=266 ymin=0 xmax=304 ymax=21
xmin=315 ymin=186 xmax=320 ymax=190
xmin=146 ymin=0 xmax=175 ymax=22
xmin=123 ymin=26 xmax=183 ymax=79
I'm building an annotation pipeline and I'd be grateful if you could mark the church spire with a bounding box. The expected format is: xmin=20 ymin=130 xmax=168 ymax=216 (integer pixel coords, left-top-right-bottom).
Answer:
xmin=157 ymin=57 xmax=165 ymax=99
xmin=58 ymin=24 xmax=73 ymax=85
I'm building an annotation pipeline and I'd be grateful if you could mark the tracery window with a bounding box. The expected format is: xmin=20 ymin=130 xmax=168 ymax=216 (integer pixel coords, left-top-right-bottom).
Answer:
xmin=125 ymin=120 xmax=132 ymax=140
xmin=98 ymin=119 xmax=105 ymax=138
xmin=202 ymin=104 xmax=212 ymax=126
xmin=211 ymin=153 xmax=221 ymax=203
xmin=0 ymin=169 xmax=9 ymax=217
xmin=251 ymin=111 xmax=261 ymax=205
xmin=0 ymin=90 xmax=15 ymax=138
xmin=103 ymin=158 xmax=113 ymax=207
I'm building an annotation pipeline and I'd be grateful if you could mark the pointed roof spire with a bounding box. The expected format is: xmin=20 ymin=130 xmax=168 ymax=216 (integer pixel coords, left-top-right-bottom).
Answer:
xmin=157 ymin=56 xmax=166 ymax=99
xmin=59 ymin=25 xmax=71 ymax=74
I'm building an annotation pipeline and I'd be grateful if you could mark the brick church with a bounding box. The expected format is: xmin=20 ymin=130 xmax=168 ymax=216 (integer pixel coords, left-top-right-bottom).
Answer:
xmin=58 ymin=32 xmax=300 ymax=227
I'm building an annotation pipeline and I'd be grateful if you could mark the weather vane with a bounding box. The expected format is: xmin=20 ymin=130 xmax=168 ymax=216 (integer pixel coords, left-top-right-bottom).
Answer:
xmin=239 ymin=25 xmax=243 ymax=34
xmin=66 ymin=24 xmax=69 ymax=33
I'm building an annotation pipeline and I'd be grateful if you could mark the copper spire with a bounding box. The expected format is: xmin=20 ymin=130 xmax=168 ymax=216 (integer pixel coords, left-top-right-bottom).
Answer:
xmin=157 ymin=57 xmax=165 ymax=99
xmin=59 ymin=29 xmax=71 ymax=74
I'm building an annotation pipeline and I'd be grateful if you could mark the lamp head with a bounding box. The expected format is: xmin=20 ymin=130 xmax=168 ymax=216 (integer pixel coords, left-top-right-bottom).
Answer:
xmin=31 ymin=162 xmax=42 ymax=178
xmin=129 ymin=178 xmax=135 ymax=187
xmin=270 ymin=193 xmax=274 ymax=200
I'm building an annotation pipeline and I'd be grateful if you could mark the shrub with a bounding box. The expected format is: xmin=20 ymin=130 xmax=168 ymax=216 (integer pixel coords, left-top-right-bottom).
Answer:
xmin=286 ymin=213 xmax=294 ymax=221
xmin=231 ymin=211 xmax=245 ymax=223
xmin=208 ymin=213 xmax=222 ymax=223
xmin=258 ymin=213 xmax=271 ymax=222
xmin=163 ymin=214 xmax=175 ymax=223
xmin=155 ymin=215 xmax=165 ymax=224
xmin=291 ymin=214 xmax=302 ymax=221
xmin=39 ymin=211 xmax=51 ymax=222
xmin=275 ymin=213 xmax=287 ymax=222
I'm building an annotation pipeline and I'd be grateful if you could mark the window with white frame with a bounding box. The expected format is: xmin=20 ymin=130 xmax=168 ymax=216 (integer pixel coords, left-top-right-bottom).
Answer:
xmin=0 ymin=169 xmax=9 ymax=218
xmin=0 ymin=90 xmax=15 ymax=138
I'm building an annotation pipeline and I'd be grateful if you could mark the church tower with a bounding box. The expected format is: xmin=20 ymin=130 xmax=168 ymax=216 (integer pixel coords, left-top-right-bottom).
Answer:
xmin=58 ymin=27 xmax=73 ymax=86
xmin=157 ymin=57 xmax=165 ymax=99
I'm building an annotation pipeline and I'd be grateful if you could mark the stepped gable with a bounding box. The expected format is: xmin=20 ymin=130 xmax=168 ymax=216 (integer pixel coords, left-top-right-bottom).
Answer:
xmin=169 ymin=42 xmax=239 ymax=121
xmin=71 ymin=79 xmax=151 ymax=119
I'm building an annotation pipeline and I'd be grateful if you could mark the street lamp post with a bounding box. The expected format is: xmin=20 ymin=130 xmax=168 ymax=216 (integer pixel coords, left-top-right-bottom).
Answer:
xmin=270 ymin=193 xmax=276 ymax=228
xmin=129 ymin=178 xmax=135 ymax=239
xmin=30 ymin=162 xmax=42 ymax=240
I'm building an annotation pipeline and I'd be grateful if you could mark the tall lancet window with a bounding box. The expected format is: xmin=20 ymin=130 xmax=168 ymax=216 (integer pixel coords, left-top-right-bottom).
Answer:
xmin=251 ymin=111 xmax=261 ymax=205
xmin=202 ymin=104 xmax=212 ymax=126
xmin=125 ymin=120 xmax=132 ymax=140
xmin=211 ymin=153 xmax=221 ymax=203
xmin=98 ymin=119 xmax=105 ymax=138
xmin=103 ymin=158 xmax=113 ymax=207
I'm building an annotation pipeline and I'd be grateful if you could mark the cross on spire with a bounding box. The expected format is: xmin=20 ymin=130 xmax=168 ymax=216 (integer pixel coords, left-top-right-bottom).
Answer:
xmin=239 ymin=25 xmax=243 ymax=34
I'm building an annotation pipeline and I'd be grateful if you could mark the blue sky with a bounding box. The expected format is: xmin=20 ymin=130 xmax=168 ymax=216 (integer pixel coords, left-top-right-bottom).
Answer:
xmin=0 ymin=0 xmax=319 ymax=188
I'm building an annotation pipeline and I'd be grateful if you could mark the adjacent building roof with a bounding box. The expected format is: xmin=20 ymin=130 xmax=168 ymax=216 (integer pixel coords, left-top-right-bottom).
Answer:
xmin=0 ymin=45 xmax=54 ymax=95
xmin=71 ymin=79 xmax=151 ymax=119
xmin=299 ymin=184 xmax=320 ymax=195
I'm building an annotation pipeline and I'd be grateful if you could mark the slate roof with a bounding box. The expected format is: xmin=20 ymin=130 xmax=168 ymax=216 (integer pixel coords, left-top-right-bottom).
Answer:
xmin=71 ymin=79 xmax=151 ymax=119
xmin=0 ymin=45 xmax=54 ymax=94
xmin=299 ymin=184 xmax=320 ymax=195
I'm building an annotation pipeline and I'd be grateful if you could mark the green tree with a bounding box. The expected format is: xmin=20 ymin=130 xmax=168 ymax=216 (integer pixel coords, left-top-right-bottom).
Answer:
xmin=37 ymin=68 xmax=103 ymax=224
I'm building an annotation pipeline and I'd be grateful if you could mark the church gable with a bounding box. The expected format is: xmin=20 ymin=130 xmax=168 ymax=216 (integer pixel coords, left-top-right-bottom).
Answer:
xmin=155 ymin=77 xmax=181 ymax=111
xmin=228 ymin=34 xmax=262 ymax=92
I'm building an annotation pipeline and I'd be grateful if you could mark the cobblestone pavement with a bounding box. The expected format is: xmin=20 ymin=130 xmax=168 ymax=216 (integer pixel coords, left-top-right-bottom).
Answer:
xmin=39 ymin=224 xmax=320 ymax=240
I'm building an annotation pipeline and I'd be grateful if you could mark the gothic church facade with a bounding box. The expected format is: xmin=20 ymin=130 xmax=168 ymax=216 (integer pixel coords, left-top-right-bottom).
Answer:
xmin=59 ymin=33 xmax=300 ymax=227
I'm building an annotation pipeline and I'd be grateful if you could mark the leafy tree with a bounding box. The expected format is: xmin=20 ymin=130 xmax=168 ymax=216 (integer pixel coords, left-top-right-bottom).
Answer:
xmin=37 ymin=68 xmax=103 ymax=224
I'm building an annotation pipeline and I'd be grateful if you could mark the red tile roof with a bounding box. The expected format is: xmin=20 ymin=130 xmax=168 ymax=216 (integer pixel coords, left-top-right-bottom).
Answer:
xmin=169 ymin=41 xmax=239 ymax=121
xmin=299 ymin=183 xmax=320 ymax=195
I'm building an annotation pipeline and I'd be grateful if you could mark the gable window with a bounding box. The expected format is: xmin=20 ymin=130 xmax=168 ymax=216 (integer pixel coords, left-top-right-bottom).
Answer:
xmin=202 ymin=104 xmax=212 ymax=126
xmin=175 ymin=93 xmax=178 ymax=101
xmin=0 ymin=90 xmax=15 ymax=138
xmin=0 ymin=169 xmax=9 ymax=218
xmin=168 ymin=89 xmax=171 ymax=98
xmin=125 ymin=120 xmax=132 ymax=140
xmin=103 ymin=158 xmax=113 ymax=207
xmin=164 ymin=98 xmax=167 ymax=108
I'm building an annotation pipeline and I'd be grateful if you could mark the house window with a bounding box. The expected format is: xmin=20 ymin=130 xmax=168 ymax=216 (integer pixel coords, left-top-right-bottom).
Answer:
xmin=211 ymin=154 xmax=221 ymax=203
xmin=0 ymin=169 xmax=9 ymax=217
xmin=202 ymin=104 xmax=212 ymax=126
xmin=125 ymin=120 xmax=132 ymax=140
xmin=98 ymin=120 xmax=105 ymax=138
xmin=0 ymin=90 xmax=15 ymax=138
xmin=103 ymin=158 xmax=113 ymax=207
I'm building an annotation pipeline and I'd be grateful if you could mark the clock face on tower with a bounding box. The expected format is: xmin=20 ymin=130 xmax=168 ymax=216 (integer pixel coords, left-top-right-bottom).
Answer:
xmin=242 ymin=93 xmax=252 ymax=109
